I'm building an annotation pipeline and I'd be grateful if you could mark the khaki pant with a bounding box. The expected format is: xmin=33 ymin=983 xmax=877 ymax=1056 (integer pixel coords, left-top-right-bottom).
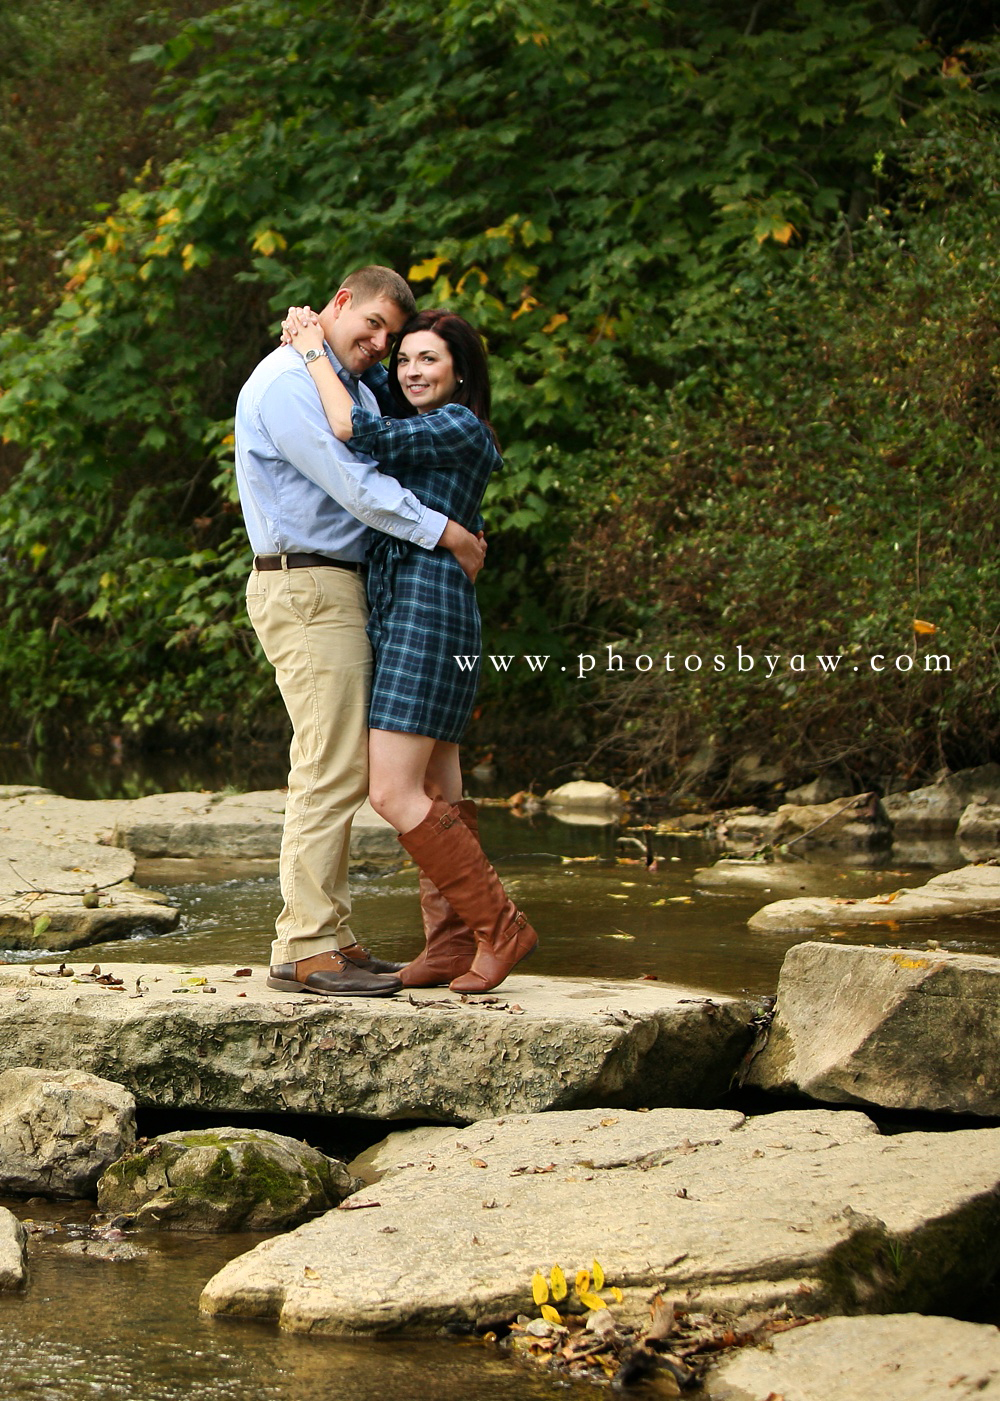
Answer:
xmin=246 ymin=564 xmax=372 ymax=964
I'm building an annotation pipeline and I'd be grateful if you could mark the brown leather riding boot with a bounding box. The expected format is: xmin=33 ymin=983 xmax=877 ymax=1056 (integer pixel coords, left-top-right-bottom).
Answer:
xmin=398 ymin=800 xmax=538 ymax=994
xmin=399 ymin=799 xmax=479 ymax=988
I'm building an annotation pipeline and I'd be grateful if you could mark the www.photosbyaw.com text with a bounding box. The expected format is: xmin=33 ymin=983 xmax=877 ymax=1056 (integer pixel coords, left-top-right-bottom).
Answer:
xmin=453 ymin=645 xmax=952 ymax=679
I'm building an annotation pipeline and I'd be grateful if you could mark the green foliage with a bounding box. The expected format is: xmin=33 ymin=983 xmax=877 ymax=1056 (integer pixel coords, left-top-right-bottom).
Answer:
xmin=0 ymin=0 xmax=995 ymax=764
xmin=565 ymin=108 xmax=1000 ymax=790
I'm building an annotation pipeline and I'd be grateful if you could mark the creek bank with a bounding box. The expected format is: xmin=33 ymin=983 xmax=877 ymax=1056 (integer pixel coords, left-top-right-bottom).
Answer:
xmin=0 ymin=963 xmax=757 ymax=1122
xmin=200 ymin=1104 xmax=1000 ymax=1334
xmin=747 ymin=941 xmax=1000 ymax=1116
xmin=709 ymin=1312 xmax=1000 ymax=1400
xmin=0 ymin=1068 xmax=135 ymax=1199
xmin=747 ymin=861 xmax=1000 ymax=934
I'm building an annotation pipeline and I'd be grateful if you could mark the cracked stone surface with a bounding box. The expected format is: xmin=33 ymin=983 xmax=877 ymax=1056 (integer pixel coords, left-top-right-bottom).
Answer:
xmin=0 ymin=963 xmax=756 ymax=1122
xmin=200 ymin=1105 xmax=1000 ymax=1334
xmin=747 ymin=941 xmax=1000 ymax=1115
xmin=0 ymin=1067 xmax=136 ymax=1198
xmin=708 ymin=1312 xmax=1000 ymax=1400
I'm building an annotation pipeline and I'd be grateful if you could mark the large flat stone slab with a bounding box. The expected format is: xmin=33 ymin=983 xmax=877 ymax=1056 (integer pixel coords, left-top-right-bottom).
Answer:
xmin=199 ymin=1106 xmax=1000 ymax=1334
xmin=0 ymin=885 xmax=179 ymax=952
xmin=709 ymin=1313 xmax=1000 ymax=1400
xmin=747 ymin=941 xmax=1000 ymax=1115
xmin=109 ymin=791 xmax=396 ymax=859
xmin=0 ymin=789 xmax=396 ymax=861
xmin=747 ymin=862 xmax=1000 ymax=933
xmin=0 ymin=964 xmax=755 ymax=1122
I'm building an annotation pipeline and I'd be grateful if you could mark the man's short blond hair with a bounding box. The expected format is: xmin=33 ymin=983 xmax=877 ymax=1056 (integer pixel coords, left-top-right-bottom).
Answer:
xmin=341 ymin=266 xmax=416 ymax=317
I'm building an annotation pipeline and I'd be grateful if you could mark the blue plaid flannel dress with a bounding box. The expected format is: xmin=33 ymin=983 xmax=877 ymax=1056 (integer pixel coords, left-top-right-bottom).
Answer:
xmin=349 ymin=404 xmax=501 ymax=743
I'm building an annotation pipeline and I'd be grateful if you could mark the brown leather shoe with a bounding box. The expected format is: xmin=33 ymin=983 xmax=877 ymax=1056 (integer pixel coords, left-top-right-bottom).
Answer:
xmin=266 ymin=949 xmax=402 ymax=996
xmin=398 ymin=800 xmax=538 ymax=994
xmin=339 ymin=943 xmax=404 ymax=975
xmin=400 ymin=798 xmax=478 ymax=988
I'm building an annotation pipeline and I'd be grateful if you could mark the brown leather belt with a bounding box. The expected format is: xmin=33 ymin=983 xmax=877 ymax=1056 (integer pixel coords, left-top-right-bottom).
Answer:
xmin=253 ymin=553 xmax=364 ymax=573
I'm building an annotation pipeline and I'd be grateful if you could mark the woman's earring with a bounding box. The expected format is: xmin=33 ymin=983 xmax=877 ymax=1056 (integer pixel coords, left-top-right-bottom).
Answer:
xmin=457 ymin=377 xmax=464 ymax=383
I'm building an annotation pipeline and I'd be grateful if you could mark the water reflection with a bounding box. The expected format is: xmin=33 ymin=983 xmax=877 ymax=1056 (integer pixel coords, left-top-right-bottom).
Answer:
xmin=0 ymin=1201 xmax=588 ymax=1401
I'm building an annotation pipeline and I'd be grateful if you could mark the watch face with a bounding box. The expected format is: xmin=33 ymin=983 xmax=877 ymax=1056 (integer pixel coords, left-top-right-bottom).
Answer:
xmin=304 ymin=347 xmax=321 ymax=363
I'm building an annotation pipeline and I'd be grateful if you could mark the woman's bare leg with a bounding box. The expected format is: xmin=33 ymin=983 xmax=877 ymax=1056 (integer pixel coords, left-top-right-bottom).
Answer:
xmin=367 ymin=729 xmax=438 ymax=833
xmin=424 ymin=741 xmax=463 ymax=806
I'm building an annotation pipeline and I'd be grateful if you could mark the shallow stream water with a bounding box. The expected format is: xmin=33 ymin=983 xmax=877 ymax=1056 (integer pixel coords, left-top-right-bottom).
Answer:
xmin=4 ymin=756 xmax=1000 ymax=1397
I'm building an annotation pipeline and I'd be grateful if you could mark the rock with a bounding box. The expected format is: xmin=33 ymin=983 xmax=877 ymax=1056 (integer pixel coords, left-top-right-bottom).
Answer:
xmin=0 ymin=1067 xmax=136 ymax=1198
xmin=0 ymin=837 xmax=135 ymax=898
xmin=0 ymin=881 xmax=179 ymax=951
xmin=98 ymin=1127 xmax=357 ymax=1230
xmin=748 ymin=862 xmax=1000 ymax=934
xmin=785 ymin=775 xmax=852 ymax=806
xmin=110 ymin=791 xmax=396 ymax=860
xmin=0 ymin=963 xmax=756 ymax=1123
xmin=883 ymin=764 xmax=1000 ymax=833
xmin=721 ymin=795 xmax=891 ymax=852
xmin=957 ymin=799 xmax=1000 ymax=860
xmin=0 ymin=1207 xmax=28 ymax=1289
xmin=199 ymin=1105 xmax=1000 ymax=1334
xmin=731 ymin=751 xmax=785 ymax=788
xmin=710 ymin=1313 xmax=1000 ymax=1400
xmin=694 ymin=858 xmax=851 ymax=896
xmin=0 ymin=787 xmax=396 ymax=863
xmin=58 ymin=1239 xmax=147 ymax=1262
xmin=542 ymin=781 xmax=623 ymax=811
xmin=746 ymin=941 xmax=1000 ymax=1115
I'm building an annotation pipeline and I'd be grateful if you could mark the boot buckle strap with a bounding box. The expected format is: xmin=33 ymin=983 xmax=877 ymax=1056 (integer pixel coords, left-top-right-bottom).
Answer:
xmin=435 ymin=811 xmax=458 ymax=830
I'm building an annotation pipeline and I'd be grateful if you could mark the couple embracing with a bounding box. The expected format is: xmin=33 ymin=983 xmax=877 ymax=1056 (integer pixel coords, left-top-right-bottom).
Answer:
xmin=235 ymin=265 xmax=538 ymax=999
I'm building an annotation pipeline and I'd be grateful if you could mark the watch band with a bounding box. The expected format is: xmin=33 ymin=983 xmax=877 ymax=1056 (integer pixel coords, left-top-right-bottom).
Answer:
xmin=302 ymin=347 xmax=323 ymax=365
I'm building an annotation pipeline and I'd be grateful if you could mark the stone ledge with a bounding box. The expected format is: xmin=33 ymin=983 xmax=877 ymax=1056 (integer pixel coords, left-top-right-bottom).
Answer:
xmin=0 ymin=964 xmax=755 ymax=1124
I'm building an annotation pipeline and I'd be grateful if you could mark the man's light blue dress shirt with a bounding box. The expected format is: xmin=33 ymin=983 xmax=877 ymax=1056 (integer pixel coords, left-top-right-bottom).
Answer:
xmin=235 ymin=344 xmax=448 ymax=562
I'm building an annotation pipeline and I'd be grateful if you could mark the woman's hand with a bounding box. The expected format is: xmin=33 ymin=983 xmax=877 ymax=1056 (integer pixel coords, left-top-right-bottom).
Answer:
xmin=280 ymin=306 xmax=325 ymax=357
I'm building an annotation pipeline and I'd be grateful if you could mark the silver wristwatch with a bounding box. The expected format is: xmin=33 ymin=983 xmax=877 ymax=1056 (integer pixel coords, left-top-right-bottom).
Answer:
xmin=302 ymin=347 xmax=323 ymax=365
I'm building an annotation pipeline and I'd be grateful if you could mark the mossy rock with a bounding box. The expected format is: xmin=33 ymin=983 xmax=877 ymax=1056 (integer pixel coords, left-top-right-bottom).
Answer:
xmin=97 ymin=1127 xmax=359 ymax=1231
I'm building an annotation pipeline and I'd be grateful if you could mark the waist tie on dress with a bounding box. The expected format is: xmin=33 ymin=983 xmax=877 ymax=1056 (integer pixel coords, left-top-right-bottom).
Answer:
xmin=365 ymin=536 xmax=411 ymax=638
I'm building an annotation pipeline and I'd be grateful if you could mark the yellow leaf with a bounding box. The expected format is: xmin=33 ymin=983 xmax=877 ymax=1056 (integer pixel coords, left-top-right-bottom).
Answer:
xmin=913 ymin=619 xmax=937 ymax=635
xmin=580 ymin=1292 xmax=607 ymax=1311
xmin=251 ymin=228 xmax=288 ymax=257
xmin=771 ymin=222 xmax=796 ymax=245
xmin=531 ymin=1270 xmax=549 ymax=1305
xmin=157 ymin=207 xmax=181 ymax=227
xmin=512 ymin=296 xmax=540 ymax=321
xmin=456 ymin=266 xmax=488 ymax=293
xmin=574 ymin=1269 xmax=591 ymax=1297
xmin=611 ymin=1286 xmax=624 ymax=1303
xmin=550 ymin=1264 xmax=567 ymax=1301
xmin=303 ymin=1266 xmax=320 ymax=1279
xmin=592 ymin=1260 xmax=605 ymax=1292
xmin=542 ymin=312 xmax=568 ymax=333
xmin=408 ymin=256 xmax=449 ymax=283
xmin=29 ymin=543 xmax=47 ymax=564
xmin=540 ymin=1304 xmax=562 ymax=1324
xmin=181 ymin=243 xmax=198 ymax=271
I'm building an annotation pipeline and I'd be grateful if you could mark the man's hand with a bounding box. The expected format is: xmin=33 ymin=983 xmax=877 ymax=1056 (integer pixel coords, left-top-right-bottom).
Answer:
xmin=440 ymin=521 xmax=487 ymax=583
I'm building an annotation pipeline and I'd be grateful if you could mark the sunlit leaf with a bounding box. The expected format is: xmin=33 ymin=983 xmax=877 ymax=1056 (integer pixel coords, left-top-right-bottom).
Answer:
xmin=574 ymin=1269 xmax=590 ymax=1297
xmin=550 ymin=1264 xmax=567 ymax=1301
xmin=540 ymin=1304 xmax=562 ymax=1324
xmin=531 ymin=1270 xmax=549 ymax=1305
xmin=611 ymin=1287 xmax=624 ymax=1303
xmin=580 ymin=1291 xmax=607 ymax=1311
xmin=408 ymin=256 xmax=449 ymax=282
xmin=913 ymin=619 xmax=937 ymax=635
xmin=592 ymin=1260 xmax=605 ymax=1291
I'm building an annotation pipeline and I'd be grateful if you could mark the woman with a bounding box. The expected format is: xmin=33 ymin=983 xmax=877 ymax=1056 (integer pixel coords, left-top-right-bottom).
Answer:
xmin=282 ymin=304 xmax=537 ymax=993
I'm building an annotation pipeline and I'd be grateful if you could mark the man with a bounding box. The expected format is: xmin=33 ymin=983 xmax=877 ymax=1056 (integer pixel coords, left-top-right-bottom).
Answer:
xmin=235 ymin=265 xmax=486 ymax=997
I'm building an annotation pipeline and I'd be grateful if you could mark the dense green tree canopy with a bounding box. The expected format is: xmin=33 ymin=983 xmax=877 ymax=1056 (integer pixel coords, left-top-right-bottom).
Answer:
xmin=0 ymin=0 xmax=997 ymax=786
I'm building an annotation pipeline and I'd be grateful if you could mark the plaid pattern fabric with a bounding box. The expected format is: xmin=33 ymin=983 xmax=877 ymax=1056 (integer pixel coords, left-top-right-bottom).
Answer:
xmin=350 ymin=405 xmax=500 ymax=743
